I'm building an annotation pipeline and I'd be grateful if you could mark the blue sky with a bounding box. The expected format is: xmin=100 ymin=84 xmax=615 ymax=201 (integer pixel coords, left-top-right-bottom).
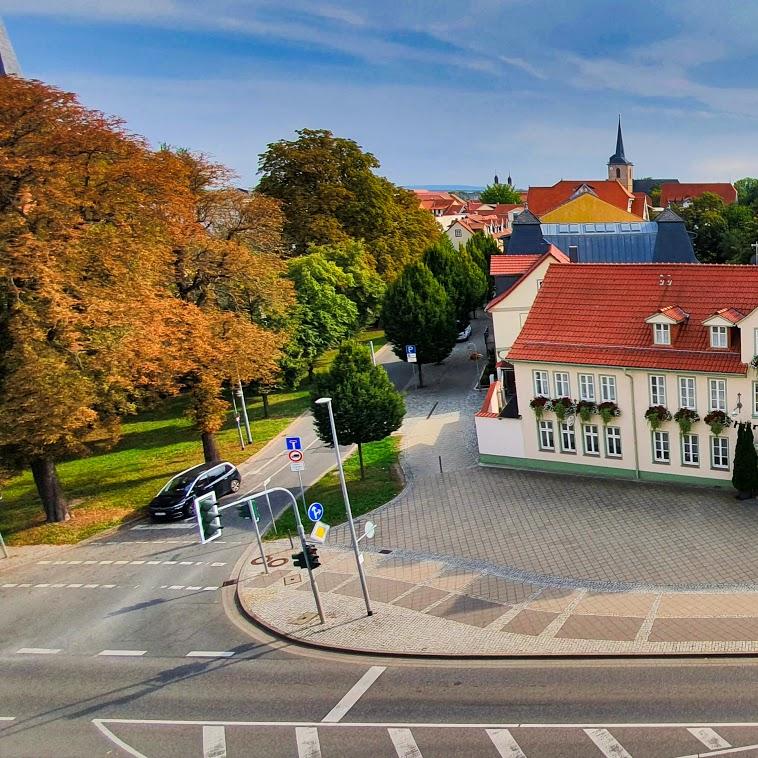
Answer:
xmin=3 ymin=1 xmax=758 ymax=187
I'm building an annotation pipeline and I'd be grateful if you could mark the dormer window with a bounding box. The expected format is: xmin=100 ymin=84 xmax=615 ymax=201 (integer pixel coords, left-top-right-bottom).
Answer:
xmin=710 ymin=325 xmax=728 ymax=349
xmin=653 ymin=323 xmax=671 ymax=345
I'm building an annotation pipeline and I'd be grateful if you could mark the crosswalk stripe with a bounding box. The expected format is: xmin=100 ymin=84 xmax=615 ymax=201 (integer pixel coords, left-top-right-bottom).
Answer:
xmin=487 ymin=728 xmax=526 ymax=757
xmin=322 ymin=666 xmax=386 ymax=723
xmin=584 ymin=728 xmax=632 ymax=757
xmin=186 ymin=651 xmax=235 ymax=658
xmin=295 ymin=726 xmax=322 ymax=758
xmin=388 ymin=727 xmax=423 ymax=757
xmin=16 ymin=648 xmax=61 ymax=655
xmin=202 ymin=725 xmax=227 ymax=758
xmin=97 ymin=650 xmax=146 ymax=657
xmin=687 ymin=727 xmax=731 ymax=749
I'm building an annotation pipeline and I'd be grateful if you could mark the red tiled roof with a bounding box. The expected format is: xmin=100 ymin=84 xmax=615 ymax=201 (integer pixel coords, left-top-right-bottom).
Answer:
xmin=485 ymin=245 xmax=570 ymax=311
xmin=526 ymin=180 xmax=634 ymax=216
xmin=660 ymin=183 xmax=737 ymax=206
xmin=508 ymin=263 xmax=758 ymax=373
xmin=490 ymin=254 xmax=542 ymax=276
xmin=631 ymin=192 xmax=650 ymax=218
xmin=475 ymin=380 xmax=501 ymax=418
xmin=708 ymin=307 xmax=745 ymax=325
xmin=658 ymin=305 xmax=689 ymax=323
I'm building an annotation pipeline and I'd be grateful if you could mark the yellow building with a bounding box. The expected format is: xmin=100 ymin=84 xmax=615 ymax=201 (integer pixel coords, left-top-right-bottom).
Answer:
xmin=540 ymin=192 xmax=643 ymax=223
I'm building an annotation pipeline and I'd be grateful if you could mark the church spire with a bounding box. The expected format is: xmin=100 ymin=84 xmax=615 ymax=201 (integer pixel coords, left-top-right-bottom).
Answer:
xmin=608 ymin=115 xmax=630 ymax=166
xmin=0 ymin=17 xmax=21 ymax=76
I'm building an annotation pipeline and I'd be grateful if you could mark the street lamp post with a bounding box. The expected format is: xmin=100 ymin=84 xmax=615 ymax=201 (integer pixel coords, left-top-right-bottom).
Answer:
xmin=315 ymin=397 xmax=373 ymax=616
xmin=236 ymin=379 xmax=253 ymax=444
xmin=262 ymin=476 xmax=277 ymax=535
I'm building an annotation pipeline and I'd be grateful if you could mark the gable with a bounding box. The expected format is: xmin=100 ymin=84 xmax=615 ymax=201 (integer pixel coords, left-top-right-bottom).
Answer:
xmin=540 ymin=193 xmax=644 ymax=223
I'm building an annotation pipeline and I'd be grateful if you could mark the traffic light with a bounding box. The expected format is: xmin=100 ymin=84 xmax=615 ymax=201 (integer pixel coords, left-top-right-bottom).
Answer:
xmin=305 ymin=545 xmax=321 ymax=569
xmin=292 ymin=551 xmax=307 ymax=569
xmin=196 ymin=495 xmax=222 ymax=544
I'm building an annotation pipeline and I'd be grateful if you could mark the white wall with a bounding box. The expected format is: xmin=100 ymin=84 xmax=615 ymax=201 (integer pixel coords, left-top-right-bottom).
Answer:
xmin=475 ymin=415 xmax=525 ymax=458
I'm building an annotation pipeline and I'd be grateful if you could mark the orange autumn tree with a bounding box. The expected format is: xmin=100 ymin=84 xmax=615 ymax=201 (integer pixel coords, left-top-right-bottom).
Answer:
xmin=165 ymin=150 xmax=291 ymax=461
xmin=0 ymin=78 xmax=198 ymax=522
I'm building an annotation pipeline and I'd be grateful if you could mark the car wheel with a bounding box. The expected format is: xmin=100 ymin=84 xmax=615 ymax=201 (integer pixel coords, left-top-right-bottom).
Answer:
xmin=230 ymin=477 xmax=241 ymax=493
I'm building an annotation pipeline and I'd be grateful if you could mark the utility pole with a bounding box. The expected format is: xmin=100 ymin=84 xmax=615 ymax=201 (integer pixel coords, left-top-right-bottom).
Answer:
xmin=230 ymin=393 xmax=245 ymax=450
xmin=237 ymin=379 xmax=253 ymax=444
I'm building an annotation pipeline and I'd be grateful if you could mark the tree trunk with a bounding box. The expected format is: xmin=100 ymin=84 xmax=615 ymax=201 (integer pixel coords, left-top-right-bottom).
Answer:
xmin=261 ymin=393 xmax=269 ymax=419
xmin=307 ymin=363 xmax=315 ymax=383
xmin=417 ymin=362 xmax=424 ymax=388
xmin=201 ymin=431 xmax=221 ymax=463
xmin=30 ymin=456 xmax=70 ymax=523
xmin=357 ymin=442 xmax=365 ymax=480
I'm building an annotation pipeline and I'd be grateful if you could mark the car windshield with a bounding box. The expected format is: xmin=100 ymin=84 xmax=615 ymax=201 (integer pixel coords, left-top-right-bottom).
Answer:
xmin=160 ymin=471 xmax=198 ymax=494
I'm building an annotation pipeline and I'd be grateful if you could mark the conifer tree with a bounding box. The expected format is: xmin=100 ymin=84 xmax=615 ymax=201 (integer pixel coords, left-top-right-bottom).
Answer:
xmin=732 ymin=422 xmax=758 ymax=499
xmin=381 ymin=262 xmax=458 ymax=387
xmin=311 ymin=342 xmax=405 ymax=478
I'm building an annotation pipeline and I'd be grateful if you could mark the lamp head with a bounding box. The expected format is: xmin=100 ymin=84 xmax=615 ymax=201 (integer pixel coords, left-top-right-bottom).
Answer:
xmin=315 ymin=397 xmax=331 ymax=406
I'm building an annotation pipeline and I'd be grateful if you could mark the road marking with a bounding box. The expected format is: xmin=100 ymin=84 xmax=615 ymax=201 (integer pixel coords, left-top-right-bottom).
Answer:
xmin=147 ymin=561 xmax=161 ymax=565
xmin=67 ymin=583 xmax=83 ymax=588
xmin=180 ymin=561 xmax=193 ymax=565
xmin=102 ymin=584 xmax=116 ymax=588
xmin=584 ymin=728 xmax=632 ymax=757
xmin=83 ymin=560 xmax=97 ymax=564
xmin=51 ymin=583 xmax=65 ymax=588
xmin=211 ymin=562 xmax=226 ymax=567
xmin=202 ymin=586 xmax=219 ymax=591
xmin=100 ymin=560 xmax=113 ymax=564
xmin=35 ymin=583 xmax=50 ymax=588
xmin=131 ymin=523 xmax=194 ymax=530
xmin=688 ymin=727 xmax=732 ymax=749
xmin=322 ymin=666 xmax=386 ymax=722
xmin=0 ymin=717 xmax=14 ymax=721
xmin=186 ymin=586 xmax=202 ymax=590
xmin=93 ymin=720 xmax=148 ymax=758
xmin=203 ymin=724 xmax=227 ymax=758
xmin=295 ymin=726 xmax=321 ymax=758
xmin=16 ymin=648 xmax=61 ymax=655
xmin=68 ymin=560 xmax=82 ymax=564
xmin=98 ymin=650 xmax=147 ymax=657
xmin=186 ymin=651 xmax=235 ymax=658
xmin=168 ymin=585 xmax=184 ymax=590
xmin=486 ymin=728 xmax=526 ymax=757
xmin=84 ymin=584 xmax=99 ymax=588
xmin=18 ymin=583 xmax=32 ymax=587
xmin=163 ymin=561 xmax=177 ymax=565
xmin=1 ymin=583 xmax=17 ymax=588
xmin=130 ymin=560 xmax=145 ymax=565
xmin=388 ymin=727 xmax=423 ymax=757
xmin=114 ymin=560 xmax=129 ymax=565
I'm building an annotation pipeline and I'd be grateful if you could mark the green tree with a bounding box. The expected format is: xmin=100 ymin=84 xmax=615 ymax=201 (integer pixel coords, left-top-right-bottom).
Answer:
xmin=311 ymin=342 xmax=405 ymax=478
xmin=479 ymin=182 xmax=521 ymax=204
xmin=732 ymin=422 xmax=758 ymax=498
xmin=423 ymin=237 xmax=486 ymax=324
xmin=381 ymin=262 xmax=458 ymax=387
xmin=735 ymin=178 xmax=758 ymax=207
xmin=284 ymin=260 xmax=359 ymax=383
xmin=256 ymin=128 xmax=439 ymax=273
xmin=306 ymin=240 xmax=386 ymax=327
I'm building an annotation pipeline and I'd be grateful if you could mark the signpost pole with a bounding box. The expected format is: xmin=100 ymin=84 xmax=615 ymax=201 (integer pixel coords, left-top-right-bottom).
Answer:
xmin=297 ymin=469 xmax=308 ymax=514
xmin=291 ymin=495 xmax=325 ymax=624
xmin=230 ymin=394 xmax=245 ymax=450
xmin=248 ymin=498 xmax=269 ymax=574
xmin=369 ymin=340 xmax=376 ymax=366
xmin=263 ymin=477 xmax=277 ymax=536
xmin=237 ymin=379 xmax=253 ymax=444
xmin=0 ymin=530 xmax=8 ymax=559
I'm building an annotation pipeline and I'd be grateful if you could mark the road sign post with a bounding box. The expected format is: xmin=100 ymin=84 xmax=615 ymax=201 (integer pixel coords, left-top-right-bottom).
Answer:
xmin=263 ymin=476 xmax=276 ymax=536
xmin=237 ymin=379 xmax=253 ymax=445
xmin=237 ymin=498 xmax=268 ymax=574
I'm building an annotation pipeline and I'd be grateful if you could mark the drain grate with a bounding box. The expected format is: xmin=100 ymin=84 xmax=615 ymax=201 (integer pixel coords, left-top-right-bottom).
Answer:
xmin=221 ymin=579 xmax=237 ymax=587
xmin=378 ymin=549 xmax=393 ymax=555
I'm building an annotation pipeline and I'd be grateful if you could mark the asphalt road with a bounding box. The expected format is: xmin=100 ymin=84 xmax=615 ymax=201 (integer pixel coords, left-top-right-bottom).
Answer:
xmin=5 ymin=330 xmax=757 ymax=757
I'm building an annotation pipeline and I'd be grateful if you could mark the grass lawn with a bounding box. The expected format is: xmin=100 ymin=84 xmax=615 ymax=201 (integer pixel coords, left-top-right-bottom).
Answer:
xmin=0 ymin=328 xmax=386 ymax=547
xmin=313 ymin=329 xmax=386 ymax=374
xmin=268 ymin=435 xmax=402 ymax=539
xmin=0 ymin=390 xmax=310 ymax=546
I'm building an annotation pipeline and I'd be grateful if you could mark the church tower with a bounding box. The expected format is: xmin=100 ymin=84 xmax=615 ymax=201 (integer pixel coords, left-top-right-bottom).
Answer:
xmin=608 ymin=116 xmax=633 ymax=194
xmin=0 ymin=17 xmax=21 ymax=76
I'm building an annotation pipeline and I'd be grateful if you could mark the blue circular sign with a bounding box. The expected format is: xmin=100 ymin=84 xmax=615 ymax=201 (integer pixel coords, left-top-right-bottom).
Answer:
xmin=307 ymin=502 xmax=324 ymax=522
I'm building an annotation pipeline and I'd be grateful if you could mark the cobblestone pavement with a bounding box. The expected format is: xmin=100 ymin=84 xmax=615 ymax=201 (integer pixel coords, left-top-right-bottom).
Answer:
xmin=238 ymin=314 xmax=758 ymax=655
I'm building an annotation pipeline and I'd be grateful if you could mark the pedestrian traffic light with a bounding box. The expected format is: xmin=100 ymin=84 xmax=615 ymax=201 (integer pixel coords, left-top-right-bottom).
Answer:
xmin=292 ymin=551 xmax=307 ymax=569
xmin=196 ymin=494 xmax=222 ymax=544
xmin=305 ymin=545 xmax=321 ymax=569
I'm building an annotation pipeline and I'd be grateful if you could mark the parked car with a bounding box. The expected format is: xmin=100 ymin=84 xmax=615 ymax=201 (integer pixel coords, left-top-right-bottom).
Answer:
xmin=148 ymin=461 xmax=241 ymax=521
xmin=456 ymin=322 xmax=472 ymax=342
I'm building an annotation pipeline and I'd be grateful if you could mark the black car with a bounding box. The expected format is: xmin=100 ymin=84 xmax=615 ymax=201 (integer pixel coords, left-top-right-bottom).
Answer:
xmin=148 ymin=461 xmax=241 ymax=521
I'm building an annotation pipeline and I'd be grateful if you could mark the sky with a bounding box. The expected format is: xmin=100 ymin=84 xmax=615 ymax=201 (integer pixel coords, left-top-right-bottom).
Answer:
xmin=3 ymin=1 xmax=758 ymax=188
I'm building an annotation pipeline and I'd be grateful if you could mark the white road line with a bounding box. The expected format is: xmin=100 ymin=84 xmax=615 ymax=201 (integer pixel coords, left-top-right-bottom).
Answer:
xmin=35 ymin=583 xmax=50 ymax=588
xmin=186 ymin=586 xmax=201 ymax=590
xmin=114 ymin=560 xmax=129 ymax=565
xmin=202 ymin=586 xmax=219 ymax=591
xmin=295 ymin=726 xmax=321 ymax=758
xmin=68 ymin=560 xmax=82 ymax=564
xmin=688 ymin=727 xmax=732 ymax=750
xmin=186 ymin=651 xmax=235 ymax=658
xmin=163 ymin=561 xmax=177 ymax=565
xmin=202 ymin=724 xmax=227 ymax=758
xmin=0 ymin=716 xmax=14 ymax=721
xmin=102 ymin=584 xmax=116 ymax=588
xmin=584 ymin=728 xmax=632 ymax=757
xmin=1 ymin=583 xmax=17 ymax=588
xmin=486 ymin=728 xmax=526 ymax=757
xmin=16 ymin=648 xmax=61 ymax=655
xmin=92 ymin=720 xmax=148 ymax=758
xmin=130 ymin=560 xmax=145 ymax=565
xmin=321 ymin=666 xmax=386 ymax=723
xmin=51 ymin=583 xmax=65 ymax=588
xmin=84 ymin=584 xmax=99 ymax=588
xmin=66 ymin=584 xmax=83 ymax=588
xmin=131 ymin=523 xmax=194 ymax=530
xmin=147 ymin=561 xmax=160 ymax=565
xmin=180 ymin=561 xmax=193 ymax=565
xmin=388 ymin=727 xmax=423 ymax=757
xmin=97 ymin=650 xmax=147 ymax=657
xmin=83 ymin=560 xmax=97 ymax=564
xmin=100 ymin=560 xmax=113 ymax=564
xmin=168 ymin=585 xmax=184 ymax=590
xmin=210 ymin=562 xmax=226 ymax=567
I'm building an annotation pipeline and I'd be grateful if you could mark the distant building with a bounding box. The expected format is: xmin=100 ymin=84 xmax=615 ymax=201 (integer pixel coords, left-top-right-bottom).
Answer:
xmin=660 ymin=182 xmax=738 ymax=207
xmin=0 ymin=17 xmax=21 ymax=76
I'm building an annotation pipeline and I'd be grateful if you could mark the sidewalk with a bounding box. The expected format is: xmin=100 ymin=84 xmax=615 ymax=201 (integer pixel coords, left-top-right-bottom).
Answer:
xmin=238 ymin=539 xmax=758 ymax=656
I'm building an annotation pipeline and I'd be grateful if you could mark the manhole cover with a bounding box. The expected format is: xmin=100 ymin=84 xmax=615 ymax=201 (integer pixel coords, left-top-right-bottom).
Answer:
xmin=290 ymin=612 xmax=319 ymax=625
xmin=283 ymin=574 xmax=302 ymax=586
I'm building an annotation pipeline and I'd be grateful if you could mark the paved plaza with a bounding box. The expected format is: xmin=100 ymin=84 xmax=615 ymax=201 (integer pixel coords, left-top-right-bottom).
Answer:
xmin=239 ymin=316 xmax=758 ymax=655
